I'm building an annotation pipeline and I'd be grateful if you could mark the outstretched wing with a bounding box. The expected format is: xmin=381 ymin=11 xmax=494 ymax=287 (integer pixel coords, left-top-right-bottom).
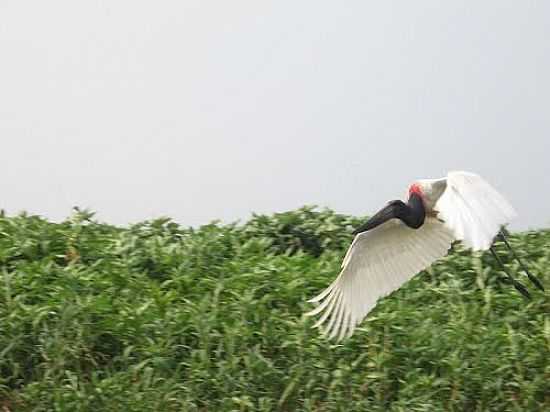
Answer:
xmin=306 ymin=218 xmax=454 ymax=340
xmin=435 ymin=171 xmax=517 ymax=251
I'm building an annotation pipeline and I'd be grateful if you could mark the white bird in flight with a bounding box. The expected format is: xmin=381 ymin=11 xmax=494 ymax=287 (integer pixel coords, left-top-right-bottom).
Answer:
xmin=306 ymin=171 xmax=544 ymax=341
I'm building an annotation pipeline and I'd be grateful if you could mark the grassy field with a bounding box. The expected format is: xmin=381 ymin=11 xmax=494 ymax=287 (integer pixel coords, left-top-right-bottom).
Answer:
xmin=0 ymin=207 xmax=548 ymax=411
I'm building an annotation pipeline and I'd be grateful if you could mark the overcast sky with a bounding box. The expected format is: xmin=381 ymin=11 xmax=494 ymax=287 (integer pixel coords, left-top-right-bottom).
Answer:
xmin=1 ymin=1 xmax=549 ymax=230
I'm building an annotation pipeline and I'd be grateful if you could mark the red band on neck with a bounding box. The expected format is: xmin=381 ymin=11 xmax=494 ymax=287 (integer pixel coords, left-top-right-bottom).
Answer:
xmin=409 ymin=183 xmax=422 ymax=196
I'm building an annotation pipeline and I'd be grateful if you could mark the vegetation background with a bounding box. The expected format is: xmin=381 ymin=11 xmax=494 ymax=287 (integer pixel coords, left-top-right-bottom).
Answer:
xmin=0 ymin=207 xmax=548 ymax=411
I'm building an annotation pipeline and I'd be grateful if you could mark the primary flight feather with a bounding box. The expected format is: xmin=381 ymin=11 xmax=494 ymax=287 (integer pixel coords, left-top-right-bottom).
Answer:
xmin=306 ymin=171 xmax=542 ymax=340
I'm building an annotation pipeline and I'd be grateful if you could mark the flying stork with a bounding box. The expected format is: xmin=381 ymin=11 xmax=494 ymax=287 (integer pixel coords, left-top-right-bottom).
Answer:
xmin=306 ymin=171 xmax=544 ymax=341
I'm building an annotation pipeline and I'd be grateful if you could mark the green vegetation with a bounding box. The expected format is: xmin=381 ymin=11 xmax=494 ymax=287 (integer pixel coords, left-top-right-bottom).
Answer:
xmin=0 ymin=207 xmax=548 ymax=411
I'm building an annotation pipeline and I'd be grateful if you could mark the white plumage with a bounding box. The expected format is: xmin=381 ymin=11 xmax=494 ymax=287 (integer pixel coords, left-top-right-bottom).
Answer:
xmin=306 ymin=171 xmax=517 ymax=340
xmin=436 ymin=172 xmax=516 ymax=250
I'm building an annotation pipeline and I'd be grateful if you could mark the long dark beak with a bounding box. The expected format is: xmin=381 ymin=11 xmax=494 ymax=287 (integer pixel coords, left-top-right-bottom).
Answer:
xmin=352 ymin=203 xmax=398 ymax=235
xmin=498 ymin=230 xmax=545 ymax=292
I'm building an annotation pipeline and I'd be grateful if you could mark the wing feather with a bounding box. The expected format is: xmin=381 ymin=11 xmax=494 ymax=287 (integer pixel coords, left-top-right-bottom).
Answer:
xmin=435 ymin=171 xmax=516 ymax=250
xmin=306 ymin=218 xmax=454 ymax=340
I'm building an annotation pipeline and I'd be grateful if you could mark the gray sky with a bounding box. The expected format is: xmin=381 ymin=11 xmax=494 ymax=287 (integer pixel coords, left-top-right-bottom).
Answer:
xmin=1 ymin=1 xmax=549 ymax=230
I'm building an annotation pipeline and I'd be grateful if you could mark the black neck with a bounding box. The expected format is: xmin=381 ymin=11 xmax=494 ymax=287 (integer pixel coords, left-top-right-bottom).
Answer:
xmin=400 ymin=193 xmax=425 ymax=229
xmin=352 ymin=193 xmax=426 ymax=235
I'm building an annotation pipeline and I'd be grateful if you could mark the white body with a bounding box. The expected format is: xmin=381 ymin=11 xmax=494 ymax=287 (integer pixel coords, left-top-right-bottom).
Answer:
xmin=307 ymin=171 xmax=517 ymax=340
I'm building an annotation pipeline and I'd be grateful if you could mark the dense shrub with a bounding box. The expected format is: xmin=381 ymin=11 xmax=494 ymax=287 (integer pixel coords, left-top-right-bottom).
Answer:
xmin=0 ymin=208 xmax=548 ymax=411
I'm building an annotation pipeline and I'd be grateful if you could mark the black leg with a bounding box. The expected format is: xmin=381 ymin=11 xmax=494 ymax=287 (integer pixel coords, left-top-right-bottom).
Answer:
xmin=489 ymin=246 xmax=531 ymax=299
xmin=498 ymin=230 xmax=545 ymax=292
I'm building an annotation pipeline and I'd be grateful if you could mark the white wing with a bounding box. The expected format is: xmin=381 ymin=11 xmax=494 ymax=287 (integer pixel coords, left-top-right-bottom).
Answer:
xmin=306 ymin=218 xmax=454 ymax=340
xmin=435 ymin=171 xmax=517 ymax=251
